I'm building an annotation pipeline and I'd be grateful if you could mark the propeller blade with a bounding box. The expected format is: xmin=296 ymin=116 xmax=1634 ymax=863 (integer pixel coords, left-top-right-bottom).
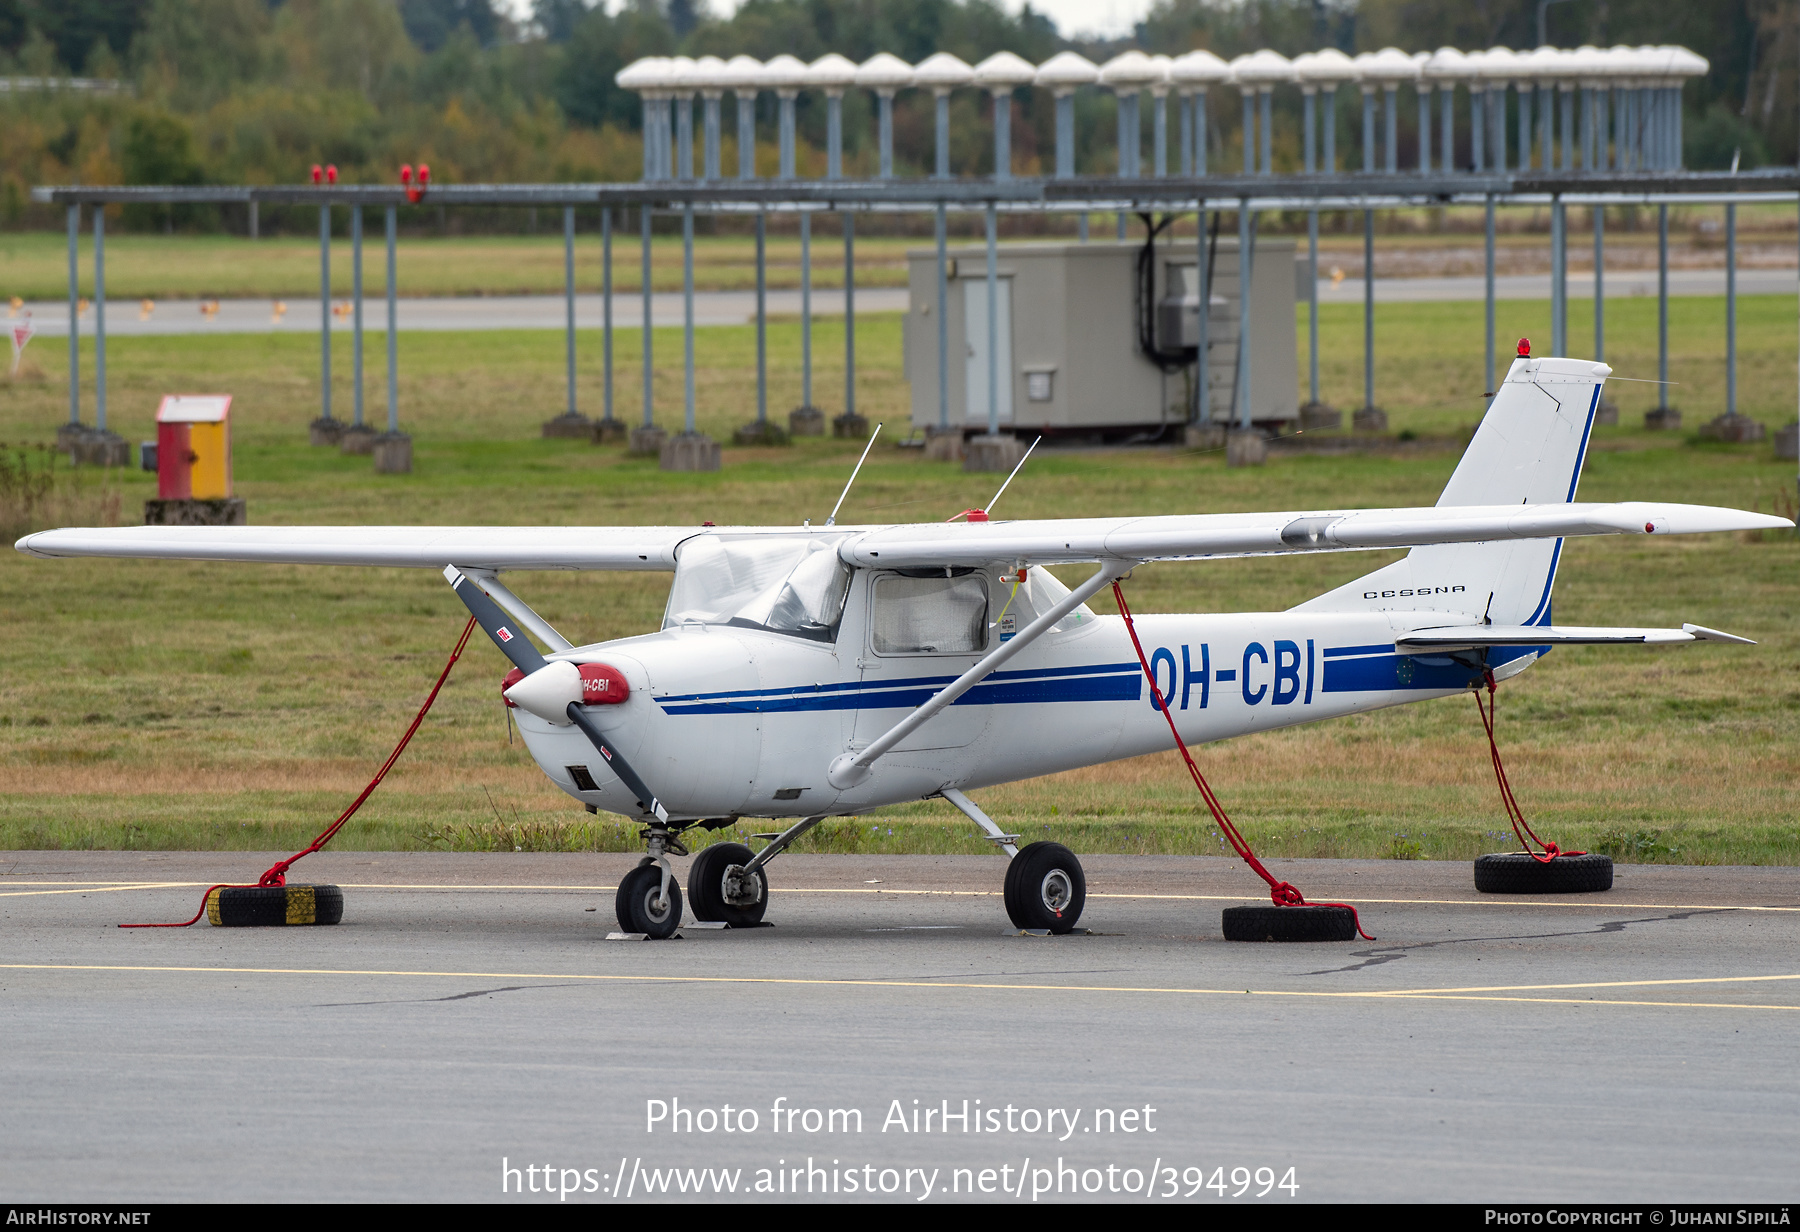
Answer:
xmin=445 ymin=566 xmax=667 ymax=822
xmin=565 ymin=704 xmax=668 ymax=823
xmin=444 ymin=565 xmax=547 ymax=675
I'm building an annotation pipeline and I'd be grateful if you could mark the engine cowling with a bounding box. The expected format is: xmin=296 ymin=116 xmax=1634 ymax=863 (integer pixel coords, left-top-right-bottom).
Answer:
xmin=502 ymin=661 xmax=631 ymax=715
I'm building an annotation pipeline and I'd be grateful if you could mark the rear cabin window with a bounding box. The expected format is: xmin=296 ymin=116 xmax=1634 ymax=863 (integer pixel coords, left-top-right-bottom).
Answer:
xmin=870 ymin=573 xmax=988 ymax=655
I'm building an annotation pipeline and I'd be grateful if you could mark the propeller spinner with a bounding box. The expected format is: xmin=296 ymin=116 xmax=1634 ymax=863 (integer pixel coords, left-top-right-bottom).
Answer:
xmin=444 ymin=565 xmax=667 ymax=822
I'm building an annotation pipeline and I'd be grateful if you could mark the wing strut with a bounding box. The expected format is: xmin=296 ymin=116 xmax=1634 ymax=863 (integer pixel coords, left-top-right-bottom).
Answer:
xmin=461 ymin=568 xmax=573 ymax=652
xmin=827 ymin=558 xmax=1133 ymax=789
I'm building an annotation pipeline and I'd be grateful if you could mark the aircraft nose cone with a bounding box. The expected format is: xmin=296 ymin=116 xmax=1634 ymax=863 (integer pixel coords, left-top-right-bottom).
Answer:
xmin=504 ymin=660 xmax=584 ymax=724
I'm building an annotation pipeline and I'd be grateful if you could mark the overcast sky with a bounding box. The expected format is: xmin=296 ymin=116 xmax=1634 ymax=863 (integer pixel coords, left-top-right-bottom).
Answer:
xmin=497 ymin=0 xmax=1150 ymax=42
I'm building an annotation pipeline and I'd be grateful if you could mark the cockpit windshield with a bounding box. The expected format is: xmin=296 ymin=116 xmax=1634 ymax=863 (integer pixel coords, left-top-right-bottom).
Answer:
xmin=663 ymin=534 xmax=853 ymax=644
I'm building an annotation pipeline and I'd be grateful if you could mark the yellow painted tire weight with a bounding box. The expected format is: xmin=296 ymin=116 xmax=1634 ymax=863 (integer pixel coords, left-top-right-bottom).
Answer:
xmin=206 ymin=884 xmax=344 ymax=927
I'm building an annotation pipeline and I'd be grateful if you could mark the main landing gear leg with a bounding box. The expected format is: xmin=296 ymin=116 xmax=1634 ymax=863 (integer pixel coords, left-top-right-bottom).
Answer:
xmin=941 ymin=788 xmax=1086 ymax=935
xmin=687 ymin=814 xmax=826 ymax=929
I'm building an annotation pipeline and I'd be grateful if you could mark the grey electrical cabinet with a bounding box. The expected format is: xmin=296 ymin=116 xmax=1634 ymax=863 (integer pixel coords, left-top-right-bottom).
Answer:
xmin=903 ymin=237 xmax=1297 ymax=438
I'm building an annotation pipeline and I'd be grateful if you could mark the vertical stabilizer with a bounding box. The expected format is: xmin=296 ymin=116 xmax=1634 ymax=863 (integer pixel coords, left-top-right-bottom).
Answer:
xmin=1295 ymin=356 xmax=1610 ymax=625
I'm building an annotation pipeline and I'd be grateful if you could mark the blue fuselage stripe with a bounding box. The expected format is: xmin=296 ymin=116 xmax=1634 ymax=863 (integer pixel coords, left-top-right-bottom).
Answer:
xmin=656 ymin=660 xmax=1142 ymax=705
xmin=1321 ymin=646 xmax=1540 ymax=693
xmin=659 ymin=670 xmax=1143 ymax=714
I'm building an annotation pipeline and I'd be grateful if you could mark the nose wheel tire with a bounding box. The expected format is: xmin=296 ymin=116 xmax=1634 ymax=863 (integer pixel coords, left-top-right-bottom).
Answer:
xmin=687 ymin=842 xmax=768 ymax=927
xmin=616 ymin=865 xmax=683 ymax=939
xmin=1003 ymin=841 xmax=1086 ymax=934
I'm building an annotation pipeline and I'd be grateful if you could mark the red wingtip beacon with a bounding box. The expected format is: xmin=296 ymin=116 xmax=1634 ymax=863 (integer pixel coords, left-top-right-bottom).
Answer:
xmin=1517 ymin=337 xmax=1531 ymax=358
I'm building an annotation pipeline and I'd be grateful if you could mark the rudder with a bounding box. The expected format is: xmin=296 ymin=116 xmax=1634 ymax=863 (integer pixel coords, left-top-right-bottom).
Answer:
xmin=1295 ymin=355 xmax=1609 ymax=626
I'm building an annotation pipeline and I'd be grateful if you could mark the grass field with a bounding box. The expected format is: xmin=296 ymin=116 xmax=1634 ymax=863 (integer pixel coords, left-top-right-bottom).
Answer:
xmin=2 ymin=230 xmax=913 ymax=300
xmin=5 ymin=207 xmax=1790 ymax=300
xmin=0 ymin=293 xmax=1794 ymax=866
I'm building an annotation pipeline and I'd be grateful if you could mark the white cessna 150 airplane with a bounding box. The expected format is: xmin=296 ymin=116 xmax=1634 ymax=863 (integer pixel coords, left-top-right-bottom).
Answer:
xmin=17 ymin=355 xmax=1792 ymax=938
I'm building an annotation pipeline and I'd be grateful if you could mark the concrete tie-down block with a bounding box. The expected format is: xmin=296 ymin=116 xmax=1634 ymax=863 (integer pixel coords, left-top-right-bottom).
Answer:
xmin=68 ymin=430 xmax=130 ymax=468
xmin=373 ymin=432 xmax=413 ymax=474
xmin=628 ymin=425 xmax=668 ymax=456
xmin=1699 ymin=412 xmax=1766 ymax=444
xmin=963 ymin=433 xmax=1026 ymax=473
xmin=339 ymin=425 xmax=378 ymax=455
xmin=789 ymin=406 xmax=826 ymax=437
xmin=661 ymin=431 xmax=721 ymax=472
xmin=924 ymin=426 xmax=964 ymax=462
xmin=1184 ymin=422 xmax=1227 ymax=451
xmin=732 ymin=419 xmax=790 ymax=446
xmin=541 ymin=413 xmax=594 ymax=440
xmin=1225 ymin=430 xmax=1268 ymax=468
xmin=1298 ymin=402 xmax=1341 ymax=431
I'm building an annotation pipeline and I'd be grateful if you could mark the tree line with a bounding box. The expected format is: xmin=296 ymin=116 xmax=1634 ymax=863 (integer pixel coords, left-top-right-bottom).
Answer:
xmin=0 ymin=0 xmax=1786 ymax=232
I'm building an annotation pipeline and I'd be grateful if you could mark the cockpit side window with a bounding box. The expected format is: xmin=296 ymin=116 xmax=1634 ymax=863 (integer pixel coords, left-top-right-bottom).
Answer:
xmin=869 ymin=572 xmax=989 ymax=655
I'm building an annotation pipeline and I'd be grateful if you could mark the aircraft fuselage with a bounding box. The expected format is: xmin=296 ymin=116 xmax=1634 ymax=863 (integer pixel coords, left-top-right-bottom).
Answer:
xmin=512 ymin=569 xmax=1535 ymax=821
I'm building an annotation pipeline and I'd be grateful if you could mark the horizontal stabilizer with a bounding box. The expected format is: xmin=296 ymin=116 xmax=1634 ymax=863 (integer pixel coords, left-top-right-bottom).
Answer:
xmin=1396 ymin=623 xmax=1756 ymax=653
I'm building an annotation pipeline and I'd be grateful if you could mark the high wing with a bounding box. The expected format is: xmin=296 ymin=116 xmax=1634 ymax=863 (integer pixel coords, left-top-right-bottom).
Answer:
xmin=13 ymin=525 xmax=698 ymax=570
xmin=13 ymin=500 xmax=1791 ymax=571
xmin=833 ymin=502 xmax=1789 ymax=568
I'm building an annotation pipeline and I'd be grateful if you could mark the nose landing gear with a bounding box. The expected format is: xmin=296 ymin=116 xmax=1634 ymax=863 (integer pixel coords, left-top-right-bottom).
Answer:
xmin=617 ymin=862 xmax=683 ymax=938
xmin=613 ymin=823 xmax=689 ymax=939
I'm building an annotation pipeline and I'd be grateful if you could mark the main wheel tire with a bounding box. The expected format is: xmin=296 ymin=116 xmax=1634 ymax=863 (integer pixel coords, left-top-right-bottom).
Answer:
xmin=1221 ymin=904 xmax=1356 ymax=943
xmin=1473 ymin=852 xmax=1613 ymax=894
xmin=206 ymin=884 xmax=343 ymax=927
xmin=1003 ymin=842 xmax=1086 ymax=934
xmin=687 ymin=842 xmax=767 ymax=927
xmin=615 ymin=865 xmax=683 ymax=939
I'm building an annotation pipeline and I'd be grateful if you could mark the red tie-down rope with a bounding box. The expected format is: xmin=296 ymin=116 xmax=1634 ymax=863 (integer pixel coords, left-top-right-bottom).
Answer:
xmin=1475 ymin=668 xmax=1585 ymax=863
xmin=1111 ymin=580 xmax=1373 ymax=940
xmin=122 ymin=616 xmax=480 ymax=928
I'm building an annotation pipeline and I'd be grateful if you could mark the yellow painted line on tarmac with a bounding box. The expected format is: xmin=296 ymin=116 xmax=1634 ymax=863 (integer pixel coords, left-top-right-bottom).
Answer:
xmin=2 ymin=962 xmax=1795 ymax=1012
xmin=0 ymin=882 xmax=201 ymax=898
xmin=1328 ymin=994 xmax=1799 ymax=1011
xmin=1087 ymin=893 xmax=1800 ymax=913
xmin=6 ymin=880 xmax=1799 ymax=913
xmin=0 ymin=881 xmax=194 ymax=886
xmin=1377 ymin=972 xmax=1800 ymax=995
